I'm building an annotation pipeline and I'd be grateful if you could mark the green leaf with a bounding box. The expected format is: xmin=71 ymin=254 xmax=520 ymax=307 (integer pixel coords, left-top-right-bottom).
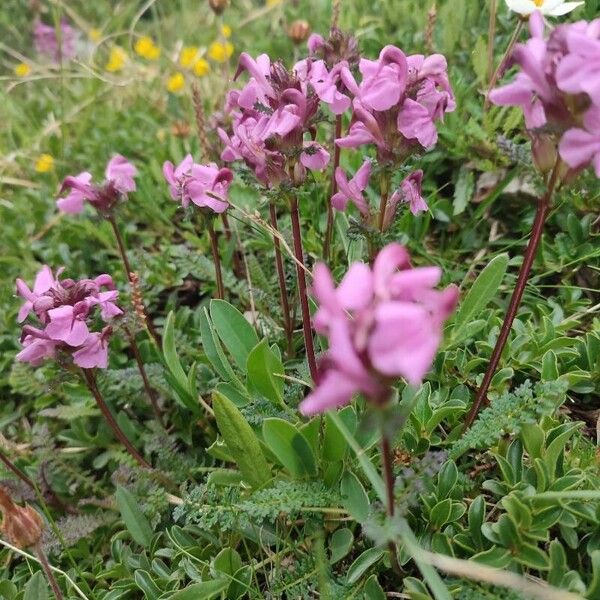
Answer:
xmin=247 ymin=340 xmax=285 ymax=406
xmin=212 ymin=547 xmax=242 ymax=576
xmin=262 ymin=418 xmax=316 ymax=477
xmin=340 ymin=471 xmax=370 ymax=522
xmin=455 ymin=254 xmax=509 ymax=328
xmin=516 ymin=543 xmax=549 ymax=570
xmin=346 ymin=548 xmax=385 ymax=584
xmin=115 ymin=485 xmax=154 ymax=547
xmin=586 ymin=550 xmax=600 ymax=599
xmin=323 ymin=406 xmax=357 ymax=461
xmin=134 ymin=570 xmax=161 ymax=599
xmin=162 ymin=311 xmax=198 ymax=412
xmin=0 ymin=580 xmax=17 ymax=600
xmin=471 ymin=35 xmax=488 ymax=84
xmin=468 ymin=496 xmax=485 ymax=548
xmin=521 ymin=423 xmax=545 ymax=460
xmin=542 ymin=350 xmax=559 ymax=381
xmin=453 ymin=166 xmax=474 ymax=216
xmin=329 ymin=528 xmax=354 ymax=564
xmin=199 ymin=307 xmax=240 ymax=384
xmin=228 ymin=566 xmax=253 ymax=599
xmin=171 ymin=579 xmax=229 ymax=599
xmin=212 ymin=391 xmax=270 ymax=488
xmin=210 ymin=299 xmax=258 ymax=370
xmin=23 ymin=572 xmax=48 ymax=600
xmin=430 ymin=498 xmax=453 ymax=529
xmin=363 ymin=574 xmax=386 ymax=600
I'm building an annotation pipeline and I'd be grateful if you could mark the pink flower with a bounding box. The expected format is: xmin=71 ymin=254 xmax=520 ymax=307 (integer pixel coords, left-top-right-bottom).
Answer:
xmin=331 ymin=160 xmax=371 ymax=216
xmin=34 ymin=20 xmax=77 ymax=62
xmin=219 ymin=53 xmax=330 ymax=187
xmin=45 ymin=303 xmax=90 ymax=346
xmin=335 ymin=46 xmax=454 ymax=162
xmin=105 ymin=155 xmax=137 ymax=193
xmin=490 ymin=12 xmax=600 ymax=178
xmin=57 ymin=155 xmax=137 ymax=214
xmin=385 ymin=170 xmax=428 ymax=228
xmin=163 ymin=154 xmax=233 ymax=212
xmin=16 ymin=327 xmax=58 ymax=367
xmin=15 ymin=265 xmax=55 ymax=322
xmin=15 ymin=268 xmax=121 ymax=369
xmin=357 ymin=46 xmax=408 ymax=112
xmin=299 ymin=243 xmax=458 ymax=415
xmin=294 ymin=59 xmax=352 ymax=114
xmin=72 ymin=328 xmax=111 ymax=369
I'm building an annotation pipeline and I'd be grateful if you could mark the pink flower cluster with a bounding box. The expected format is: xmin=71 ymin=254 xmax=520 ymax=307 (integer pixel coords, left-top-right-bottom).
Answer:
xmin=218 ymin=53 xmax=330 ymax=187
xmin=490 ymin=12 xmax=600 ymax=177
xmin=34 ymin=20 xmax=77 ymax=62
xmin=163 ymin=154 xmax=233 ymax=213
xmin=58 ymin=155 xmax=137 ymax=215
xmin=16 ymin=266 xmax=122 ymax=369
xmin=299 ymin=243 xmax=458 ymax=415
xmin=336 ymin=46 xmax=455 ymax=162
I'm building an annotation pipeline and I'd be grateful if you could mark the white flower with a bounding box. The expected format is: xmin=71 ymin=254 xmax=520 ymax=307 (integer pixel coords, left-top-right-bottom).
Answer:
xmin=505 ymin=0 xmax=584 ymax=16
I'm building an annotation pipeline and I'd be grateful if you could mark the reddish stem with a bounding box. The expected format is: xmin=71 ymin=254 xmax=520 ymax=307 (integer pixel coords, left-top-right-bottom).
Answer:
xmin=289 ymin=195 xmax=318 ymax=382
xmin=0 ymin=449 xmax=35 ymax=491
xmin=208 ymin=220 xmax=225 ymax=300
xmin=464 ymin=161 xmax=561 ymax=429
xmin=108 ymin=215 xmax=160 ymax=345
xmin=35 ymin=542 xmax=64 ymax=600
xmin=82 ymin=369 xmax=150 ymax=468
xmin=324 ymin=115 xmax=342 ymax=261
xmin=124 ymin=326 xmax=165 ymax=428
xmin=269 ymin=203 xmax=294 ymax=358
xmin=381 ymin=433 xmax=402 ymax=574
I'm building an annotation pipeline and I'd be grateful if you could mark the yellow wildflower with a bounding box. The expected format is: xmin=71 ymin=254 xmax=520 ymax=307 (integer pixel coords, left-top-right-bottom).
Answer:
xmin=221 ymin=25 xmax=232 ymax=38
xmin=167 ymin=72 xmax=185 ymax=93
xmin=193 ymin=58 xmax=210 ymax=77
xmin=134 ymin=36 xmax=161 ymax=60
xmin=208 ymin=41 xmax=234 ymax=63
xmin=106 ymin=46 xmax=128 ymax=72
xmin=35 ymin=154 xmax=54 ymax=173
xmin=180 ymin=46 xmax=199 ymax=69
xmin=14 ymin=63 xmax=31 ymax=77
xmin=267 ymin=0 xmax=282 ymax=6
xmin=89 ymin=28 xmax=102 ymax=42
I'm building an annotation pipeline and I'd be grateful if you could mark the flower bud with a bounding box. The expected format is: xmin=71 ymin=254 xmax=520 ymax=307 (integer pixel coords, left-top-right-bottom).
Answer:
xmin=208 ymin=0 xmax=228 ymax=15
xmin=532 ymin=135 xmax=557 ymax=174
xmin=0 ymin=489 xmax=44 ymax=549
xmin=288 ymin=20 xmax=311 ymax=45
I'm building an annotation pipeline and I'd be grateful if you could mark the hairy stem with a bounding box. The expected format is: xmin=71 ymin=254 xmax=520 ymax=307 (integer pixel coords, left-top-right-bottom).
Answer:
xmin=123 ymin=326 xmax=165 ymax=428
xmin=377 ymin=172 xmax=390 ymax=232
xmin=289 ymin=195 xmax=318 ymax=381
xmin=269 ymin=203 xmax=294 ymax=358
xmin=207 ymin=220 xmax=225 ymax=300
xmin=108 ymin=215 xmax=160 ymax=345
xmin=484 ymin=18 xmax=524 ymax=112
xmin=464 ymin=160 xmax=562 ymax=429
xmin=35 ymin=542 xmax=64 ymax=600
xmin=381 ymin=432 xmax=402 ymax=575
xmin=324 ymin=115 xmax=342 ymax=261
xmin=0 ymin=449 xmax=35 ymax=491
xmin=82 ymin=369 xmax=150 ymax=468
